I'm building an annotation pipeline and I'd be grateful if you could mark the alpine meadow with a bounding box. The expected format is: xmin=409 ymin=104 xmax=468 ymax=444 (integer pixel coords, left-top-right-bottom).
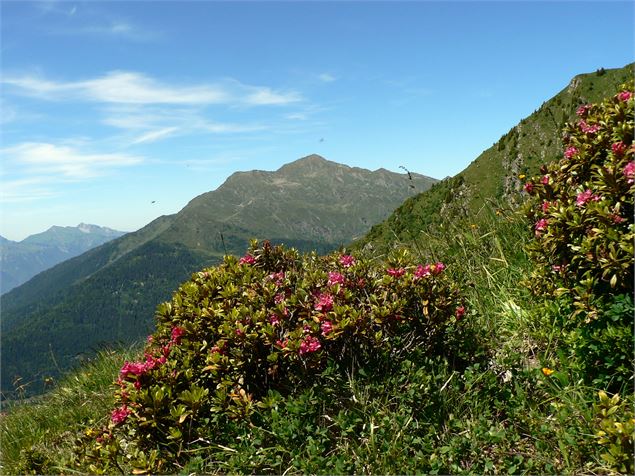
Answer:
xmin=1 ymin=60 xmax=633 ymax=475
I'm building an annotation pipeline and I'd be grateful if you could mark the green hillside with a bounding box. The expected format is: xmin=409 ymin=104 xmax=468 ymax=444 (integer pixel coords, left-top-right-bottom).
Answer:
xmin=356 ymin=64 xmax=634 ymax=252
xmin=0 ymin=156 xmax=436 ymax=398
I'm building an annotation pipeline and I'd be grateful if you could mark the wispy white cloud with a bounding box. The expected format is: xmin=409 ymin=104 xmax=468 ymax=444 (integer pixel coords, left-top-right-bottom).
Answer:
xmin=318 ymin=73 xmax=336 ymax=83
xmin=3 ymin=71 xmax=303 ymax=106
xmin=131 ymin=127 xmax=179 ymax=145
xmin=3 ymin=142 xmax=143 ymax=179
xmin=0 ymin=177 xmax=57 ymax=203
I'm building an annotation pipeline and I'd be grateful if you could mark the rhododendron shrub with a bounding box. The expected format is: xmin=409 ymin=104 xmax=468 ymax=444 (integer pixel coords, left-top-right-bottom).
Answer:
xmin=523 ymin=82 xmax=634 ymax=388
xmin=73 ymin=241 xmax=464 ymax=473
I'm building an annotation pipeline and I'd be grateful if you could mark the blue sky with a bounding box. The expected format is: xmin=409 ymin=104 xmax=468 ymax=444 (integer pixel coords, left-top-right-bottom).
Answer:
xmin=1 ymin=1 xmax=633 ymax=241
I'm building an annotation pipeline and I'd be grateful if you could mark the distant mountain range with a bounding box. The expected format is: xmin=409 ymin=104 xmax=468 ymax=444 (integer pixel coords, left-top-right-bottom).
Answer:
xmin=0 ymin=224 xmax=126 ymax=295
xmin=357 ymin=63 xmax=634 ymax=251
xmin=0 ymin=155 xmax=436 ymax=398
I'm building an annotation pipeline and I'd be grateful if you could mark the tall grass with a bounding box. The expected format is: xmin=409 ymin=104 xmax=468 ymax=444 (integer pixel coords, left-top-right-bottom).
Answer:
xmin=0 ymin=346 xmax=141 ymax=474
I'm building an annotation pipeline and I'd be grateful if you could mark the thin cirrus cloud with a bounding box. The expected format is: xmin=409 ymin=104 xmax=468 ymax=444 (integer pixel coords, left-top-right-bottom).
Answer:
xmin=2 ymin=71 xmax=303 ymax=107
xmin=3 ymin=142 xmax=143 ymax=180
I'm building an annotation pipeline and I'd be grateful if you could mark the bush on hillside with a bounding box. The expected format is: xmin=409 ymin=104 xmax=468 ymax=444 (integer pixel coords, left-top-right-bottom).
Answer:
xmin=71 ymin=241 xmax=466 ymax=473
xmin=523 ymin=83 xmax=634 ymax=388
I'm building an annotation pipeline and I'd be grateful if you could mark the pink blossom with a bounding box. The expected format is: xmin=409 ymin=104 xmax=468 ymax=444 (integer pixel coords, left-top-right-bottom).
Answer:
xmin=576 ymin=189 xmax=601 ymax=207
xmin=170 ymin=326 xmax=185 ymax=345
xmin=299 ymin=335 xmax=321 ymax=355
xmin=432 ymin=262 xmax=445 ymax=275
xmin=564 ymin=146 xmax=578 ymax=159
xmin=414 ymin=264 xmax=431 ymax=279
xmin=274 ymin=293 xmax=285 ymax=305
xmin=269 ymin=314 xmax=280 ymax=326
xmin=314 ymin=292 xmax=334 ymax=312
xmin=111 ymin=405 xmax=131 ymax=425
xmin=552 ymin=264 xmax=564 ymax=273
xmin=161 ymin=344 xmax=172 ymax=357
xmin=120 ymin=361 xmax=147 ymax=379
xmin=623 ymin=161 xmax=635 ymax=184
xmin=617 ymin=90 xmax=633 ymax=102
xmin=524 ymin=182 xmax=534 ymax=194
xmin=386 ymin=268 xmax=406 ymax=278
xmin=268 ymin=272 xmax=285 ymax=286
xmin=576 ymin=104 xmax=591 ymax=117
xmin=239 ymin=254 xmax=256 ymax=265
xmin=535 ymin=218 xmax=548 ymax=234
xmin=339 ymin=255 xmax=356 ymax=268
xmin=541 ymin=201 xmax=551 ymax=212
xmin=578 ymin=120 xmax=600 ymax=135
xmin=611 ymin=214 xmax=626 ymax=224
xmin=321 ymin=320 xmax=334 ymax=336
xmin=541 ymin=175 xmax=550 ymax=185
xmin=146 ymin=335 xmax=153 ymax=344
xmin=235 ymin=328 xmax=245 ymax=336
xmin=133 ymin=380 xmax=141 ymax=391
xmin=455 ymin=306 xmax=466 ymax=320
xmin=276 ymin=339 xmax=288 ymax=349
xmin=612 ymin=142 xmax=626 ymax=156
xmin=327 ymin=272 xmax=345 ymax=286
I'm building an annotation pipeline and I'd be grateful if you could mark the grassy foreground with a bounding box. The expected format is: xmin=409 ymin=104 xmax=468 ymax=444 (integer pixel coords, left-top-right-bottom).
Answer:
xmin=1 ymin=208 xmax=632 ymax=474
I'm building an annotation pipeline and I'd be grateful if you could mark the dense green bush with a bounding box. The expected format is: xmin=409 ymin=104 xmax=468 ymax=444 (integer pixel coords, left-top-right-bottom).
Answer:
xmin=523 ymin=83 xmax=634 ymax=389
xmin=71 ymin=241 xmax=465 ymax=473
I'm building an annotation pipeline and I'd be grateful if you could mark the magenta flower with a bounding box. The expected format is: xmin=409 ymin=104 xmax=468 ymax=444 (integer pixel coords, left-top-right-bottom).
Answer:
xmin=623 ymin=161 xmax=635 ymax=184
xmin=540 ymin=175 xmax=550 ymax=185
xmin=269 ymin=314 xmax=280 ymax=326
xmin=576 ymin=104 xmax=591 ymax=117
xmin=299 ymin=335 xmax=321 ymax=355
xmin=541 ymin=201 xmax=551 ymax=212
xmin=276 ymin=339 xmax=288 ymax=349
xmin=455 ymin=306 xmax=466 ymax=320
xmin=524 ymin=182 xmax=534 ymax=194
xmin=327 ymin=272 xmax=345 ymax=286
xmin=239 ymin=254 xmax=256 ymax=265
xmin=432 ymin=262 xmax=445 ymax=275
xmin=339 ymin=255 xmax=356 ymax=268
xmin=386 ymin=268 xmax=406 ymax=278
xmin=578 ymin=120 xmax=600 ymax=135
xmin=274 ymin=293 xmax=285 ymax=305
xmin=611 ymin=214 xmax=626 ymax=224
xmin=612 ymin=142 xmax=626 ymax=156
xmin=314 ymin=292 xmax=334 ymax=312
xmin=120 ymin=361 xmax=147 ymax=379
xmin=170 ymin=326 xmax=185 ymax=344
xmin=321 ymin=320 xmax=334 ymax=336
xmin=111 ymin=405 xmax=131 ymax=425
xmin=576 ymin=189 xmax=601 ymax=207
xmin=564 ymin=146 xmax=578 ymax=159
xmin=617 ymin=90 xmax=633 ymax=102
xmin=535 ymin=218 xmax=548 ymax=234
xmin=235 ymin=328 xmax=245 ymax=336
xmin=414 ymin=264 xmax=431 ymax=279
xmin=268 ymin=271 xmax=285 ymax=285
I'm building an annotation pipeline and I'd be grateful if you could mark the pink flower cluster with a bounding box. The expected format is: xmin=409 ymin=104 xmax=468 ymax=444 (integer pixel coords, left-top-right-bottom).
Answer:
xmin=578 ymin=120 xmax=600 ymax=135
xmin=541 ymin=201 xmax=551 ymax=212
xmin=268 ymin=272 xmax=285 ymax=286
xmin=576 ymin=189 xmax=601 ymax=207
xmin=111 ymin=405 xmax=131 ymax=425
xmin=386 ymin=268 xmax=405 ymax=278
xmin=299 ymin=335 xmax=321 ymax=355
xmin=617 ymin=90 xmax=633 ymax=102
xmin=564 ymin=146 xmax=578 ymax=159
xmin=413 ymin=262 xmax=445 ymax=279
xmin=612 ymin=142 xmax=626 ymax=156
xmin=171 ymin=326 xmax=185 ymax=345
xmin=314 ymin=292 xmax=334 ymax=312
xmin=321 ymin=320 xmax=334 ymax=336
xmin=455 ymin=306 xmax=466 ymax=320
xmin=239 ymin=254 xmax=256 ymax=265
xmin=576 ymin=104 xmax=591 ymax=117
xmin=623 ymin=161 xmax=635 ymax=184
xmin=339 ymin=254 xmax=355 ymax=268
xmin=524 ymin=182 xmax=534 ymax=194
xmin=327 ymin=272 xmax=345 ymax=286
xmin=535 ymin=218 xmax=548 ymax=235
xmin=540 ymin=175 xmax=550 ymax=185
